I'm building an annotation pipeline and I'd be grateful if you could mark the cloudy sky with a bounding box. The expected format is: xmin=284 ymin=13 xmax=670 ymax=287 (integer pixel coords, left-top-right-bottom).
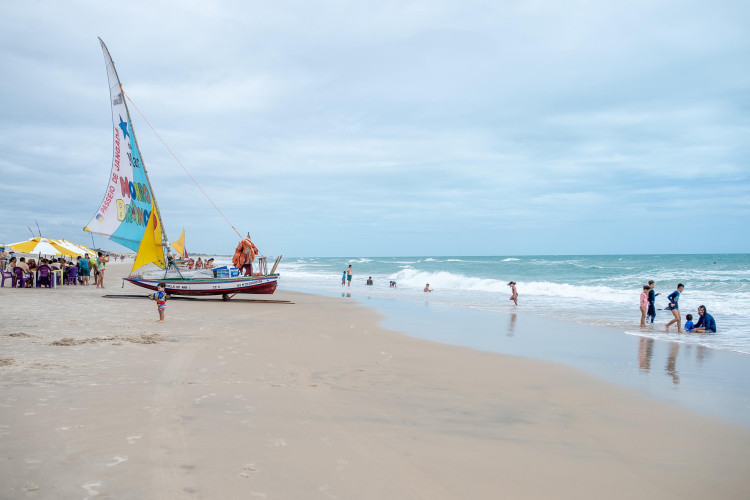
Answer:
xmin=1 ymin=0 xmax=748 ymax=256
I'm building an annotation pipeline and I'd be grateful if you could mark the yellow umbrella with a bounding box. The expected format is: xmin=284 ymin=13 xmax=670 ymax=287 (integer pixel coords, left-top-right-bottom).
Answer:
xmin=8 ymin=237 xmax=77 ymax=257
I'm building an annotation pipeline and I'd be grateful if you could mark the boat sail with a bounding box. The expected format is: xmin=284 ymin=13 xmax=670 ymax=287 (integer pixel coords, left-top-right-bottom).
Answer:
xmin=87 ymin=39 xmax=280 ymax=298
xmin=84 ymin=39 xmax=161 ymax=251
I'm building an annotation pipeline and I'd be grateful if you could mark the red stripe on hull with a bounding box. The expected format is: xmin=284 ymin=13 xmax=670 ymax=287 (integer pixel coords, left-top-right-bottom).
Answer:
xmin=123 ymin=277 xmax=278 ymax=296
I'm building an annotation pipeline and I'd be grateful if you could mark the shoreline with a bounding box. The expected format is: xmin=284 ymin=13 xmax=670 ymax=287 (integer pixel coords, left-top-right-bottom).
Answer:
xmin=283 ymin=284 xmax=750 ymax=427
xmin=2 ymin=262 xmax=750 ymax=498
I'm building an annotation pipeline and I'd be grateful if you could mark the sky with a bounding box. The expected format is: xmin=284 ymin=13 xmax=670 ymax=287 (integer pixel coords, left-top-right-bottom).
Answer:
xmin=1 ymin=0 xmax=749 ymax=257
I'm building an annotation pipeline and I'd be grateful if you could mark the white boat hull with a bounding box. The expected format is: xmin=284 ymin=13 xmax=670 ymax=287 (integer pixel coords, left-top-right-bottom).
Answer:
xmin=123 ymin=274 xmax=279 ymax=296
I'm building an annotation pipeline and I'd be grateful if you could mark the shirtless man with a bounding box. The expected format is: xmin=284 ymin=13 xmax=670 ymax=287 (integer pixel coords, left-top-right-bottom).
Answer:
xmin=424 ymin=283 xmax=432 ymax=292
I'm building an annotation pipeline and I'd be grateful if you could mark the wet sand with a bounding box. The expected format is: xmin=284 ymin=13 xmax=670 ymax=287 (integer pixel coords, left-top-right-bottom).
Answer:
xmin=1 ymin=262 xmax=750 ymax=498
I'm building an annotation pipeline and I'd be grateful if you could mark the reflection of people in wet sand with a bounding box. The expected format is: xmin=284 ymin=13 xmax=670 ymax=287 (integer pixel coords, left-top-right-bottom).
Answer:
xmin=423 ymin=283 xmax=432 ymax=292
xmin=665 ymin=342 xmax=680 ymax=384
xmin=664 ymin=283 xmax=684 ymax=333
xmin=640 ymin=285 xmax=649 ymax=327
xmin=693 ymin=305 xmax=717 ymax=333
xmin=507 ymin=312 xmax=517 ymax=337
xmin=507 ymin=281 xmax=518 ymax=305
xmin=638 ymin=337 xmax=654 ymax=371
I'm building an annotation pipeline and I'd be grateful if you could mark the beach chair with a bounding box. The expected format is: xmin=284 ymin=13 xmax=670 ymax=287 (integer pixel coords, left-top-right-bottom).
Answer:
xmin=65 ymin=266 xmax=78 ymax=285
xmin=36 ymin=266 xmax=52 ymax=288
xmin=0 ymin=267 xmax=13 ymax=287
xmin=51 ymin=266 xmax=62 ymax=286
xmin=13 ymin=267 xmax=31 ymax=288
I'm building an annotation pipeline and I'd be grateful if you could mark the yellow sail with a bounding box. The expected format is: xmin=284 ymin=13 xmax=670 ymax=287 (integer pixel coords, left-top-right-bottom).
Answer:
xmin=171 ymin=228 xmax=186 ymax=258
xmin=132 ymin=206 xmax=166 ymax=272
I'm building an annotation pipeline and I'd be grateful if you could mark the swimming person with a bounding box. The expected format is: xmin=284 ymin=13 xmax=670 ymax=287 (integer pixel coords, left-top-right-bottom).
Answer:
xmin=424 ymin=283 xmax=432 ymax=292
xmin=665 ymin=283 xmax=684 ymax=333
xmin=640 ymin=285 xmax=649 ymax=327
xmin=366 ymin=276 xmax=373 ymax=286
xmin=693 ymin=305 xmax=717 ymax=333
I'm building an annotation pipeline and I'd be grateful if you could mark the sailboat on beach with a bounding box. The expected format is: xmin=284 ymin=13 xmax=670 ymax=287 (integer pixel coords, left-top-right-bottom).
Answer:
xmin=84 ymin=38 xmax=280 ymax=299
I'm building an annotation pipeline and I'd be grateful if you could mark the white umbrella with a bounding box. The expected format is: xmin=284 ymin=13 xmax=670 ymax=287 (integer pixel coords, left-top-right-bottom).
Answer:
xmin=8 ymin=237 xmax=67 ymax=256
xmin=52 ymin=239 xmax=91 ymax=257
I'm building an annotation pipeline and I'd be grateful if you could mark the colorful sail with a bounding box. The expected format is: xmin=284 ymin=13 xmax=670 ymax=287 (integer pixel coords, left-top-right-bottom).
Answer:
xmin=132 ymin=205 xmax=166 ymax=272
xmin=171 ymin=228 xmax=188 ymax=258
xmin=84 ymin=38 xmax=154 ymax=251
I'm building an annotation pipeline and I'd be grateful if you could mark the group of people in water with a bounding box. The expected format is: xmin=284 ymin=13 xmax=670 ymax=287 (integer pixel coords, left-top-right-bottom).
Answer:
xmin=639 ymin=281 xmax=717 ymax=333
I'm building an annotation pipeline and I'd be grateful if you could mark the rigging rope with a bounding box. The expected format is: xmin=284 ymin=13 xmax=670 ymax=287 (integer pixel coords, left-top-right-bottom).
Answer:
xmin=121 ymin=87 xmax=243 ymax=240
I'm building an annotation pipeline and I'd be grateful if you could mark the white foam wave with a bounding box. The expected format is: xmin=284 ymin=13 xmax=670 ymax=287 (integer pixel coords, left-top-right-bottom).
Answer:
xmin=501 ymin=258 xmax=520 ymax=262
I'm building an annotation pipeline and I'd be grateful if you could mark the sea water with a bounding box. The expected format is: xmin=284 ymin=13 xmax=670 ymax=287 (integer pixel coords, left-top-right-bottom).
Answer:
xmin=266 ymin=254 xmax=750 ymax=355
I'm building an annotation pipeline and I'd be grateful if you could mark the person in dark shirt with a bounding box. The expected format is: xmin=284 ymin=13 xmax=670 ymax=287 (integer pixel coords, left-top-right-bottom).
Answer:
xmin=665 ymin=283 xmax=684 ymax=333
xmin=647 ymin=280 xmax=660 ymax=324
xmin=693 ymin=305 xmax=717 ymax=333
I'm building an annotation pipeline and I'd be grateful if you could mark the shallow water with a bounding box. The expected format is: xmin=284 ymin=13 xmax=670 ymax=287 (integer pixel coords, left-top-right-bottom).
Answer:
xmin=272 ymin=254 xmax=750 ymax=354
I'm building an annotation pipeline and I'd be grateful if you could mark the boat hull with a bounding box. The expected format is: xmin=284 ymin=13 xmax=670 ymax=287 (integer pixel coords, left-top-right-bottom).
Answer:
xmin=123 ymin=275 xmax=279 ymax=296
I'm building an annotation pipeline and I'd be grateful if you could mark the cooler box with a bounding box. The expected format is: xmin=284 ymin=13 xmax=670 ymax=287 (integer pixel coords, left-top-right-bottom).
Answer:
xmin=230 ymin=267 xmax=239 ymax=277
xmin=213 ymin=266 xmax=229 ymax=278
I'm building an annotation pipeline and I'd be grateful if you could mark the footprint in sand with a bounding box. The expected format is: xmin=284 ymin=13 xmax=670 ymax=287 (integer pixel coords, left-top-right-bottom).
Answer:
xmin=82 ymin=481 xmax=101 ymax=497
xmin=107 ymin=455 xmax=128 ymax=467
xmin=319 ymin=484 xmax=337 ymax=499
xmin=239 ymin=464 xmax=257 ymax=478
xmin=269 ymin=438 xmax=287 ymax=447
xmin=126 ymin=435 xmax=142 ymax=444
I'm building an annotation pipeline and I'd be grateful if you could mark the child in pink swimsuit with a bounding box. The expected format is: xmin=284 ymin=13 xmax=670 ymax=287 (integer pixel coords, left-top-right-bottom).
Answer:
xmin=640 ymin=285 xmax=649 ymax=327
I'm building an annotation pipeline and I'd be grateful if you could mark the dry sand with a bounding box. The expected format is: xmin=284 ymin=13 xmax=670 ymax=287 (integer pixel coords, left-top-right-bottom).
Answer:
xmin=1 ymin=261 xmax=750 ymax=499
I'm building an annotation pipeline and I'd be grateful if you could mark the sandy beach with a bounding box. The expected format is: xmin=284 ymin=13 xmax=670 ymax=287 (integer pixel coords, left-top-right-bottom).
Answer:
xmin=2 ymin=261 xmax=750 ymax=499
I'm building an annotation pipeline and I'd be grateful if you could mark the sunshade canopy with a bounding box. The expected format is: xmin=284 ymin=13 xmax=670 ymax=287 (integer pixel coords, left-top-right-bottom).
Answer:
xmin=7 ymin=237 xmax=77 ymax=257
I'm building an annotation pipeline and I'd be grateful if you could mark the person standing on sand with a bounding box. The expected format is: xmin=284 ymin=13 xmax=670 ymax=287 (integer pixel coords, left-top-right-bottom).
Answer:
xmin=508 ymin=281 xmax=518 ymax=305
xmin=96 ymin=251 xmax=109 ymax=288
xmin=665 ymin=283 xmax=684 ymax=333
xmin=0 ymin=247 xmax=7 ymax=270
xmin=346 ymin=265 xmax=352 ymax=287
xmin=78 ymin=254 xmax=90 ymax=286
xmin=640 ymin=285 xmax=650 ymax=327
xmin=647 ymin=280 xmax=659 ymax=324
xmin=148 ymin=282 xmax=170 ymax=322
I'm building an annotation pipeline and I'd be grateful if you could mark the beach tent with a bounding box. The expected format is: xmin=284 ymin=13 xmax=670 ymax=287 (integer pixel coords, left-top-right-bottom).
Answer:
xmin=7 ymin=237 xmax=77 ymax=257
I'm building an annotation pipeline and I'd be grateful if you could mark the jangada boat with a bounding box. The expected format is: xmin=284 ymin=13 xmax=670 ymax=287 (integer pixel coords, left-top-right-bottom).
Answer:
xmin=84 ymin=39 xmax=280 ymax=299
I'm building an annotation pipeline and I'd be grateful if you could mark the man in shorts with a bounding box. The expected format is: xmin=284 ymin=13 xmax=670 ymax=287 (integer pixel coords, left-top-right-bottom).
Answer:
xmin=346 ymin=265 xmax=352 ymax=287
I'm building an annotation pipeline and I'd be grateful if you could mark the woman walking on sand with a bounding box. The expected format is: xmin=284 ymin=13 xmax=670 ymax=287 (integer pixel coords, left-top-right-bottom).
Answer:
xmin=665 ymin=283 xmax=684 ymax=333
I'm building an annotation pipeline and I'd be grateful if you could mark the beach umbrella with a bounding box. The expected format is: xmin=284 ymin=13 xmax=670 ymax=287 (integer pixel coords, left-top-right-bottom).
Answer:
xmin=53 ymin=239 xmax=92 ymax=257
xmin=7 ymin=237 xmax=75 ymax=257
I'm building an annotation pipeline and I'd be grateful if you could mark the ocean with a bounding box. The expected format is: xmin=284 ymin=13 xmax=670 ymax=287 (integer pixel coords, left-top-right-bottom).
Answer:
xmin=267 ymin=254 xmax=750 ymax=355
